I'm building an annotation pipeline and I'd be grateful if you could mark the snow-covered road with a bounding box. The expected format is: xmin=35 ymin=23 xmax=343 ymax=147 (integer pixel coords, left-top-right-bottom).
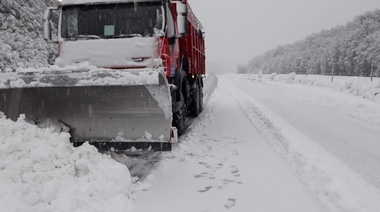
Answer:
xmin=2 ymin=73 xmax=380 ymax=212
xmin=131 ymin=74 xmax=380 ymax=212
xmin=228 ymin=74 xmax=380 ymax=190
xmin=132 ymin=75 xmax=327 ymax=212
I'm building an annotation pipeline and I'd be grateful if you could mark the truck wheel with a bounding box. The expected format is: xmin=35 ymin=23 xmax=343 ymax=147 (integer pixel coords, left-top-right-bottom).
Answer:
xmin=173 ymin=74 xmax=188 ymax=135
xmin=191 ymin=81 xmax=200 ymax=117
xmin=198 ymin=81 xmax=203 ymax=113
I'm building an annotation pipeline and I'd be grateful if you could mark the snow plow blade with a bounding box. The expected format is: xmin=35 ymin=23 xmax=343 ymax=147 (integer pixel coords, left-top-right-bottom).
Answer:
xmin=0 ymin=67 xmax=176 ymax=151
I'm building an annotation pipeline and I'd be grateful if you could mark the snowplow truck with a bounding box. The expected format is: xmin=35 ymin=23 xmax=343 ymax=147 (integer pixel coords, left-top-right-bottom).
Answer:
xmin=0 ymin=0 xmax=205 ymax=151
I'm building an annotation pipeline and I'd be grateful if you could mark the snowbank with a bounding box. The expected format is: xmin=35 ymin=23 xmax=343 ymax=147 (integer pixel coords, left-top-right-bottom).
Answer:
xmin=0 ymin=114 xmax=132 ymax=212
xmin=254 ymin=73 xmax=380 ymax=103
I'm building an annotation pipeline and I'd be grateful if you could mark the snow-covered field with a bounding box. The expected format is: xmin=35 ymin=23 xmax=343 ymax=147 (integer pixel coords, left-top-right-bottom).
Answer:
xmin=1 ymin=73 xmax=380 ymax=212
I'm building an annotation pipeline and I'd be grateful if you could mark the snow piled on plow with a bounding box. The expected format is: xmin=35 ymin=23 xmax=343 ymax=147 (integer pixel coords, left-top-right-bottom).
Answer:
xmin=0 ymin=63 xmax=163 ymax=89
xmin=0 ymin=113 xmax=133 ymax=212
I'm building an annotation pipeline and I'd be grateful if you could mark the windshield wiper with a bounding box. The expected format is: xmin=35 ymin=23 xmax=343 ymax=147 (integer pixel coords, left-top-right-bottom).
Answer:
xmin=106 ymin=34 xmax=143 ymax=39
xmin=67 ymin=35 xmax=101 ymax=40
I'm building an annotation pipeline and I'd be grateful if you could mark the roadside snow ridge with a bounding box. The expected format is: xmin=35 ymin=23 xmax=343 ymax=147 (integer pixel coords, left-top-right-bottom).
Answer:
xmin=0 ymin=113 xmax=133 ymax=212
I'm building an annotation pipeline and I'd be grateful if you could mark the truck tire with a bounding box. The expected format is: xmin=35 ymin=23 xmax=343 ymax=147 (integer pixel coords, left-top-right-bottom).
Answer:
xmin=198 ymin=80 xmax=203 ymax=113
xmin=173 ymin=71 xmax=189 ymax=135
xmin=191 ymin=79 xmax=201 ymax=117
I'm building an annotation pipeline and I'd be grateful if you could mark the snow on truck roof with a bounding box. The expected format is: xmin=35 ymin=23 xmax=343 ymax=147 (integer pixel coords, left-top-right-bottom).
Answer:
xmin=58 ymin=0 xmax=161 ymax=6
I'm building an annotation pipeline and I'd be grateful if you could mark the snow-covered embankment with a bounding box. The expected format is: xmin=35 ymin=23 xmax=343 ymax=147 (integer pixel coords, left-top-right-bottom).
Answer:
xmin=255 ymin=72 xmax=380 ymax=103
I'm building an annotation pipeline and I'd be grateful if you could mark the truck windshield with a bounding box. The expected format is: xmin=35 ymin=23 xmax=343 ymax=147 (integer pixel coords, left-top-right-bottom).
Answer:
xmin=61 ymin=2 xmax=164 ymax=39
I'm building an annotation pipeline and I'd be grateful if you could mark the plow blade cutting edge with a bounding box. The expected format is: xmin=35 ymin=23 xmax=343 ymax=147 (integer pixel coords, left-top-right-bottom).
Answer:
xmin=0 ymin=68 xmax=176 ymax=151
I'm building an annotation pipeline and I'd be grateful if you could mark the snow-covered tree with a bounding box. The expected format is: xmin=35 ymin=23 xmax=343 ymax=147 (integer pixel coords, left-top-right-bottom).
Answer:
xmin=247 ymin=9 xmax=380 ymax=77
xmin=236 ymin=64 xmax=248 ymax=74
xmin=0 ymin=0 xmax=57 ymax=72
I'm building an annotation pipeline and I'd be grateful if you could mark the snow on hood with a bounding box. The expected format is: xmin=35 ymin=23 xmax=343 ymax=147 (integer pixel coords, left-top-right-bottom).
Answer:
xmin=0 ymin=114 xmax=133 ymax=212
xmin=55 ymin=37 xmax=158 ymax=69
xmin=60 ymin=0 xmax=161 ymax=6
xmin=0 ymin=63 xmax=164 ymax=89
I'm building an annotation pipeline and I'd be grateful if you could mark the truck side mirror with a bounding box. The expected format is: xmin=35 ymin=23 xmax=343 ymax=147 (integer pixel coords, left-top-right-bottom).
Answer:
xmin=176 ymin=2 xmax=187 ymax=37
xmin=43 ymin=7 xmax=58 ymax=43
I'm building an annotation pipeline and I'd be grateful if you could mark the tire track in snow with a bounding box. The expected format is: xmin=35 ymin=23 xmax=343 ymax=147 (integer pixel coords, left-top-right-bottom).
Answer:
xmin=133 ymin=75 xmax=325 ymax=212
xmin=221 ymin=75 xmax=380 ymax=212
xmin=182 ymin=76 xmax=324 ymax=212
xmin=238 ymin=74 xmax=380 ymax=189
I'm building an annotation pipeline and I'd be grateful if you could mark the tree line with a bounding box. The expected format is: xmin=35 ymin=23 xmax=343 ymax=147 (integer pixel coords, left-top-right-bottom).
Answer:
xmin=242 ymin=9 xmax=380 ymax=77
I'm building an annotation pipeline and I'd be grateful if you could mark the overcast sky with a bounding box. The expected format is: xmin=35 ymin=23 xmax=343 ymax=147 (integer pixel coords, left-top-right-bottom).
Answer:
xmin=189 ymin=0 xmax=380 ymax=72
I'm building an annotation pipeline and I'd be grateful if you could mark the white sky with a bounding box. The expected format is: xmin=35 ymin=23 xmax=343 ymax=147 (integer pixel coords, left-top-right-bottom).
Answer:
xmin=189 ymin=0 xmax=380 ymax=72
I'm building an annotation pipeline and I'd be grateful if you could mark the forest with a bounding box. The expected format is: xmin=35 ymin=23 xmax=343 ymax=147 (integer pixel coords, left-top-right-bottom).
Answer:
xmin=244 ymin=9 xmax=380 ymax=77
